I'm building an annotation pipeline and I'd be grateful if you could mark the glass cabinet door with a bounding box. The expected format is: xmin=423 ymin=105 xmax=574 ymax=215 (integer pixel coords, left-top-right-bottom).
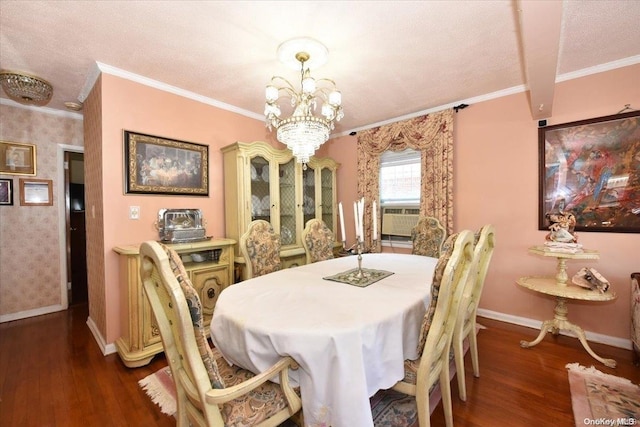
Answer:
xmin=278 ymin=159 xmax=296 ymax=246
xmin=250 ymin=156 xmax=271 ymax=223
xmin=302 ymin=165 xmax=316 ymax=228
xmin=320 ymin=167 xmax=334 ymax=232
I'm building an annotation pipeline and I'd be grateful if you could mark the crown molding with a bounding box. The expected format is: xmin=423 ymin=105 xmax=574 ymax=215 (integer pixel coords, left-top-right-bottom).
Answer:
xmin=87 ymin=62 xmax=263 ymax=121
xmin=336 ymin=55 xmax=640 ymax=137
xmin=0 ymin=97 xmax=82 ymax=120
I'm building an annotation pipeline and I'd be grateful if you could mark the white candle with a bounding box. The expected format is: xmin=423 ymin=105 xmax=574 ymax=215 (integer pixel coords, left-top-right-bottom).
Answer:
xmin=353 ymin=201 xmax=360 ymax=240
xmin=358 ymin=199 xmax=364 ymax=242
xmin=338 ymin=202 xmax=346 ymax=242
xmin=372 ymin=200 xmax=378 ymax=241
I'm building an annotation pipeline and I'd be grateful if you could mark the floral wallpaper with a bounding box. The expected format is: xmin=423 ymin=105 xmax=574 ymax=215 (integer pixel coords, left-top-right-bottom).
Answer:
xmin=0 ymin=104 xmax=83 ymax=318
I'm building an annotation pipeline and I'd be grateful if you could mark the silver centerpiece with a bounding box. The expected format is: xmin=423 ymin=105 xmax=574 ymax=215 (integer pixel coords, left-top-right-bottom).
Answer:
xmin=156 ymin=208 xmax=208 ymax=243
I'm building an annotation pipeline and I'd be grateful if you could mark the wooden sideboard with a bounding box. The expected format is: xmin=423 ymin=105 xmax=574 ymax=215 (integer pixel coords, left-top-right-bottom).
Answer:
xmin=113 ymin=238 xmax=235 ymax=367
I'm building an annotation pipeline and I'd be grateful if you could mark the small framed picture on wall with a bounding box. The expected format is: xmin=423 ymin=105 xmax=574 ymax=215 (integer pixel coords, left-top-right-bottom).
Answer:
xmin=0 ymin=141 xmax=36 ymax=176
xmin=19 ymin=178 xmax=53 ymax=206
xmin=0 ymin=178 xmax=13 ymax=205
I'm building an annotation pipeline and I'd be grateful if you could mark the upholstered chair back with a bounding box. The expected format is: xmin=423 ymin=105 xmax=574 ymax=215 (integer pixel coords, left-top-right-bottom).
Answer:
xmin=301 ymin=218 xmax=335 ymax=264
xmin=411 ymin=216 xmax=447 ymax=258
xmin=240 ymin=220 xmax=282 ymax=279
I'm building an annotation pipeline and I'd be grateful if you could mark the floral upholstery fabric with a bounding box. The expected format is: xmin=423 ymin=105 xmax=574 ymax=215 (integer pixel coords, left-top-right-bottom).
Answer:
xmin=242 ymin=220 xmax=282 ymax=278
xmin=303 ymin=219 xmax=334 ymax=263
xmin=411 ymin=216 xmax=447 ymax=257
xmin=416 ymin=233 xmax=458 ymax=356
xmin=162 ymin=244 xmax=225 ymax=389
xmin=212 ymin=346 xmax=298 ymax=426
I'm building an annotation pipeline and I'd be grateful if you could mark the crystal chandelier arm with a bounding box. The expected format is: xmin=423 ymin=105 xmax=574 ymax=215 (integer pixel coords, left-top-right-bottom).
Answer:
xmin=267 ymin=76 xmax=298 ymax=99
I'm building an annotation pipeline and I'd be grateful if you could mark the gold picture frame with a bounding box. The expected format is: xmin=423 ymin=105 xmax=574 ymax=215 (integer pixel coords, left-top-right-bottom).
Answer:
xmin=19 ymin=178 xmax=53 ymax=206
xmin=538 ymin=110 xmax=640 ymax=233
xmin=0 ymin=141 xmax=36 ymax=176
xmin=124 ymin=131 xmax=209 ymax=196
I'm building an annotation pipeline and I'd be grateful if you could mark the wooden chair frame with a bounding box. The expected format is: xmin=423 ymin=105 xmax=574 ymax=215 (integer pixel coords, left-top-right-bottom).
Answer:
xmin=140 ymin=241 xmax=301 ymax=426
xmin=452 ymin=224 xmax=495 ymax=401
xmin=392 ymin=230 xmax=477 ymax=427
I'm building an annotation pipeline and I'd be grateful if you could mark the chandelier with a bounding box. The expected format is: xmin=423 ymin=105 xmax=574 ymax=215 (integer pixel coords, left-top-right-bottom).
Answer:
xmin=265 ymin=38 xmax=343 ymax=166
xmin=0 ymin=70 xmax=53 ymax=106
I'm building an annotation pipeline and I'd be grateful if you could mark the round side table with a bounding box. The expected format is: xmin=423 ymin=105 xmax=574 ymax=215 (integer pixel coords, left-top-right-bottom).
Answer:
xmin=517 ymin=276 xmax=617 ymax=368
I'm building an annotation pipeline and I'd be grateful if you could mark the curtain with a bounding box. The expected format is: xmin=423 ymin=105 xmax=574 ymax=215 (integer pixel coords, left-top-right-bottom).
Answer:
xmin=357 ymin=109 xmax=454 ymax=250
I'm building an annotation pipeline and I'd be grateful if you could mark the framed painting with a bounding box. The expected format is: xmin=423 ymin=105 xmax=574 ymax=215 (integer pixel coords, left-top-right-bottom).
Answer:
xmin=124 ymin=131 xmax=209 ymax=196
xmin=0 ymin=141 xmax=36 ymax=176
xmin=0 ymin=178 xmax=13 ymax=205
xmin=539 ymin=110 xmax=640 ymax=233
xmin=19 ymin=178 xmax=53 ymax=206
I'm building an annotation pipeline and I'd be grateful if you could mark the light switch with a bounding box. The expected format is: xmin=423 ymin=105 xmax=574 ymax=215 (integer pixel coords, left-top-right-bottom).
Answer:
xmin=129 ymin=206 xmax=140 ymax=220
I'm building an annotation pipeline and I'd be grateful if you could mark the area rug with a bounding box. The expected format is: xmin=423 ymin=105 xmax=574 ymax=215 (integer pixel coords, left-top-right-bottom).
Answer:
xmin=566 ymin=363 xmax=640 ymax=427
xmin=140 ymin=329 xmax=479 ymax=424
xmin=138 ymin=366 xmax=176 ymax=416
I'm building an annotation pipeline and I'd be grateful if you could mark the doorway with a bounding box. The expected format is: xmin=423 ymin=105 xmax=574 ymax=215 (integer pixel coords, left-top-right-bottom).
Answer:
xmin=65 ymin=151 xmax=87 ymax=305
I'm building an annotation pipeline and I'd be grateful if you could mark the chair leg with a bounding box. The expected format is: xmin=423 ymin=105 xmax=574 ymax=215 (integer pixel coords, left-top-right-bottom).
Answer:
xmin=415 ymin=380 xmax=431 ymax=427
xmin=440 ymin=364 xmax=454 ymax=427
xmin=469 ymin=325 xmax=480 ymax=377
xmin=453 ymin=335 xmax=467 ymax=402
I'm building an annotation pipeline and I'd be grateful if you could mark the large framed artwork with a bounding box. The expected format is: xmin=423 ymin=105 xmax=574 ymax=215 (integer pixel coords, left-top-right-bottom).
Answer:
xmin=539 ymin=110 xmax=640 ymax=233
xmin=124 ymin=131 xmax=209 ymax=196
xmin=0 ymin=141 xmax=36 ymax=176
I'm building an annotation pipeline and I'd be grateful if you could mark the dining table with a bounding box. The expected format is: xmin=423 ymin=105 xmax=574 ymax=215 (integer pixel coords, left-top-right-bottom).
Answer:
xmin=210 ymin=253 xmax=437 ymax=427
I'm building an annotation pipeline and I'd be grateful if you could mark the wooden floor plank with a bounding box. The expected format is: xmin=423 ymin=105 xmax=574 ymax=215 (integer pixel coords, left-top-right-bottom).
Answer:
xmin=0 ymin=305 xmax=637 ymax=426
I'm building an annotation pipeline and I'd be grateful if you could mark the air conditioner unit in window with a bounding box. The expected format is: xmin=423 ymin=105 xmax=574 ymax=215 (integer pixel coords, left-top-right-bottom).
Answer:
xmin=381 ymin=206 xmax=420 ymax=237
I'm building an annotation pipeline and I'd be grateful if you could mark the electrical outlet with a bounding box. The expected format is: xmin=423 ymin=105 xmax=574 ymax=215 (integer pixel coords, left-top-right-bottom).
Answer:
xmin=129 ymin=206 xmax=140 ymax=220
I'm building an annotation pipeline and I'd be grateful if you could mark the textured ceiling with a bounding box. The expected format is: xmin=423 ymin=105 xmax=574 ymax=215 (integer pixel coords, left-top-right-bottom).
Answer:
xmin=1 ymin=1 xmax=639 ymax=134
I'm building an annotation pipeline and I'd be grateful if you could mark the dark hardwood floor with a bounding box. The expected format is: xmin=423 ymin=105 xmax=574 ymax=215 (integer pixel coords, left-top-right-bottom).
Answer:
xmin=0 ymin=304 xmax=638 ymax=426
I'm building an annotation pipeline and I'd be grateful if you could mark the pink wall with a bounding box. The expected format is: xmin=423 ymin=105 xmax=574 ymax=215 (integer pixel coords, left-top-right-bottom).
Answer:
xmin=99 ymin=74 xmax=275 ymax=342
xmin=327 ymin=64 xmax=640 ymax=341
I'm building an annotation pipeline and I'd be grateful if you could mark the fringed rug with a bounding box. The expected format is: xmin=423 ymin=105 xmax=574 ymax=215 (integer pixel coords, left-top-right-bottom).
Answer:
xmin=566 ymin=363 xmax=640 ymax=427
xmin=138 ymin=366 xmax=176 ymax=416
xmin=140 ymin=329 xmax=480 ymax=425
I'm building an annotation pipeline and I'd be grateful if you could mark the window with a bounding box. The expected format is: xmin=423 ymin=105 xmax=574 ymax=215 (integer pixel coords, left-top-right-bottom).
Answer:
xmin=379 ymin=148 xmax=421 ymax=205
xmin=380 ymin=148 xmax=421 ymax=245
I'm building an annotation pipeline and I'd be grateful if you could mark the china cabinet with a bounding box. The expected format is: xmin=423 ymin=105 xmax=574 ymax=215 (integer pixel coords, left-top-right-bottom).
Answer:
xmin=113 ymin=238 xmax=235 ymax=367
xmin=222 ymin=141 xmax=339 ymax=280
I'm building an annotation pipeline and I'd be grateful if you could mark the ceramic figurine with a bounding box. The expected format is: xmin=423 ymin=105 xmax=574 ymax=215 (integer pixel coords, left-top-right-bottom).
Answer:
xmin=545 ymin=211 xmax=578 ymax=243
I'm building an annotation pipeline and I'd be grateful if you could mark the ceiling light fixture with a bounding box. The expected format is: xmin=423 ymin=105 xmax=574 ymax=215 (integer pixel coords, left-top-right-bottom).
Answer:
xmin=0 ymin=70 xmax=53 ymax=106
xmin=265 ymin=38 xmax=343 ymax=167
xmin=64 ymin=101 xmax=83 ymax=111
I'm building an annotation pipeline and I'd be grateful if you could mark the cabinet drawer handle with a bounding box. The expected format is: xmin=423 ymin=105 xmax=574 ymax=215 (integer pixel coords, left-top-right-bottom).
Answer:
xmin=207 ymin=288 xmax=215 ymax=299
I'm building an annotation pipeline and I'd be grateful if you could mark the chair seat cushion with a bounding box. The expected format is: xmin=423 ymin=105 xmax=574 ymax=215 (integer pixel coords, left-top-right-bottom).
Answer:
xmin=400 ymin=358 xmax=437 ymax=394
xmin=213 ymin=347 xmax=299 ymax=426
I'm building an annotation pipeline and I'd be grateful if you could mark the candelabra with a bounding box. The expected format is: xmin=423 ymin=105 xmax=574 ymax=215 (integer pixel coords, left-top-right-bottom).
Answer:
xmin=341 ymin=238 xmax=378 ymax=279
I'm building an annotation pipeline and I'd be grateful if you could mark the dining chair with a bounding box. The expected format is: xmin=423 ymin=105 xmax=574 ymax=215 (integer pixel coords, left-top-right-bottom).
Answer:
xmin=139 ymin=241 xmax=302 ymax=427
xmin=301 ymin=218 xmax=335 ymax=264
xmin=452 ymin=224 xmax=496 ymax=401
xmin=410 ymin=216 xmax=447 ymax=258
xmin=239 ymin=219 xmax=282 ymax=279
xmin=391 ymin=230 xmax=476 ymax=427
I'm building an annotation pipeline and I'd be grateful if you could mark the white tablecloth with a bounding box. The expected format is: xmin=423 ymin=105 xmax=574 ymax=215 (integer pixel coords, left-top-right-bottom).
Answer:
xmin=210 ymin=253 xmax=436 ymax=427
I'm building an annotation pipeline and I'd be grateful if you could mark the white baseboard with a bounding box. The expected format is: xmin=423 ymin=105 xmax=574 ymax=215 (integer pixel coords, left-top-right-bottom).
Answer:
xmin=0 ymin=304 xmax=65 ymax=323
xmin=477 ymin=308 xmax=632 ymax=350
xmin=86 ymin=316 xmax=117 ymax=356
